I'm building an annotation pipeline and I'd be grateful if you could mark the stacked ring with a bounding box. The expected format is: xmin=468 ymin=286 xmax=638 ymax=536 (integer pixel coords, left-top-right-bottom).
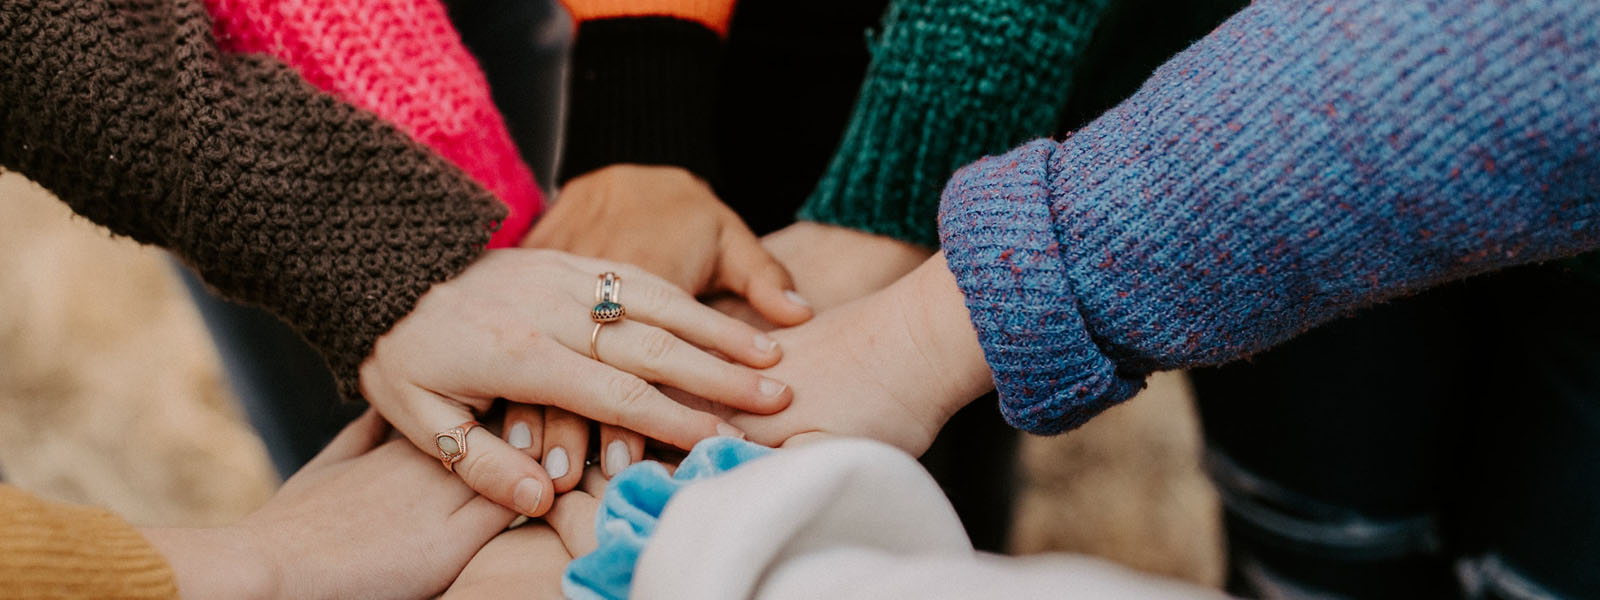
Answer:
xmin=590 ymin=272 xmax=625 ymax=361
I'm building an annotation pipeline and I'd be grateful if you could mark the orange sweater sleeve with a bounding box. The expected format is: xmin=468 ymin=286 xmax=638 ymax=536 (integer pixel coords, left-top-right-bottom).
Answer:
xmin=558 ymin=0 xmax=738 ymax=35
xmin=0 ymin=485 xmax=178 ymax=599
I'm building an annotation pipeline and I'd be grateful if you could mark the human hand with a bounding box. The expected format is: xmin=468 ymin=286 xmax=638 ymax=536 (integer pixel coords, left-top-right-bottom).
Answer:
xmin=762 ymin=221 xmax=934 ymax=313
xmin=441 ymin=469 xmax=605 ymax=600
xmin=359 ymin=249 xmax=792 ymax=518
xmin=721 ymin=254 xmax=995 ymax=455
xmin=144 ymin=411 xmax=516 ymax=600
xmin=524 ymin=164 xmax=812 ymax=325
xmin=709 ymin=221 xmax=932 ymax=330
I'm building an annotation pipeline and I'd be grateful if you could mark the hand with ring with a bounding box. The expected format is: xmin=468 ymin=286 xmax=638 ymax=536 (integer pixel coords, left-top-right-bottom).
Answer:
xmin=359 ymin=248 xmax=792 ymax=518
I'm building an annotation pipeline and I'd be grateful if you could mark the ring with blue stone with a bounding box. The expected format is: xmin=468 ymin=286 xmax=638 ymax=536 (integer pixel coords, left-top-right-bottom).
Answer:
xmin=590 ymin=272 xmax=625 ymax=361
xmin=590 ymin=300 xmax=625 ymax=322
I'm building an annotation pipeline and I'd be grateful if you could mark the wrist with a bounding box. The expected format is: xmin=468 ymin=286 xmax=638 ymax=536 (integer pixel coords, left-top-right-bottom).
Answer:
xmin=884 ymin=252 xmax=994 ymax=418
xmin=141 ymin=526 xmax=278 ymax=600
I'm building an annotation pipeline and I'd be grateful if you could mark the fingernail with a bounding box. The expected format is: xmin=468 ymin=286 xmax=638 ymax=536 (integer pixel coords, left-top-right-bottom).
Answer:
xmin=514 ymin=478 xmax=543 ymax=516
xmin=507 ymin=422 xmax=532 ymax=449
xmin=544 ymin=446 xmax=569 ymax=480
xmin=784 ymin=290 xmax=810 ymax=308
xmin=759 ymin=377 xmax=787 ymax=397
xmin=754 ymin=333 xmax=779 ymax=353
xmin=604 ymin=440 xmax=630 ymax=478
xmin=716 ymin=422 xmax=746 ymax=440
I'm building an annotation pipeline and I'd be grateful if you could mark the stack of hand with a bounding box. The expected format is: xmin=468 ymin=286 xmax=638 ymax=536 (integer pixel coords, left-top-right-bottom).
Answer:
xmin=242 ymin=164 xmax=991 ymax=598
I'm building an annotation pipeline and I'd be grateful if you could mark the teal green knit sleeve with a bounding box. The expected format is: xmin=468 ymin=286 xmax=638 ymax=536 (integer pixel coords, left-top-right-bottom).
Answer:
xmin=796 ymin=0 xmax=1110 ymax=247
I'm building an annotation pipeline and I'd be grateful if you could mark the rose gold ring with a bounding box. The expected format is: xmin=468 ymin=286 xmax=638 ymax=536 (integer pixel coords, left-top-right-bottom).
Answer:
xmin=434 ymin=420 xmax=482 ymax=473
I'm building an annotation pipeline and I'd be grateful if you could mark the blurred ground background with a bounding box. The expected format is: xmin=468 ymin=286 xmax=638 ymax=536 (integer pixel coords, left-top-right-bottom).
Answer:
xmin=0 ymin=170 xmax=1222 ymax=585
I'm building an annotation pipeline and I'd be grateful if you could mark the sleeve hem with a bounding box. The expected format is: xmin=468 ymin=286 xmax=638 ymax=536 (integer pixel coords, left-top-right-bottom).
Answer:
xmin=558 ymin=17 xmax=723 ymax=187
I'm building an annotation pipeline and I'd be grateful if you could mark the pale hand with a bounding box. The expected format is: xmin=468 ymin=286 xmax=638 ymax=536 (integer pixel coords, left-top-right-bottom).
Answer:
xmin=723 ymin=254 xmax=996 ymax=455
xmin=144 ymin=411 xmax=516 ymax=600
xmin=359 ymin=249 xmax=791 ymax=518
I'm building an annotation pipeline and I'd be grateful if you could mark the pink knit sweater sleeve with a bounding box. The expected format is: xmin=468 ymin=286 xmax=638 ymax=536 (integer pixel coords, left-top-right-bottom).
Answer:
xmin=204 ymin=0 xmax=542 ymax=247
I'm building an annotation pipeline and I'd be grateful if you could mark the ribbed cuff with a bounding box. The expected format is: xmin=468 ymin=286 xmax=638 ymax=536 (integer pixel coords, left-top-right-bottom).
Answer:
xmin=937 ymin=140 xmax=1144 ymax=435
xmin=558 ymin=17 xmax=723 ymax=187
xmin=0 ymin=487 xmax=179 ymax=599
xmin=798 ymin=0 xmax=1110 ymax=248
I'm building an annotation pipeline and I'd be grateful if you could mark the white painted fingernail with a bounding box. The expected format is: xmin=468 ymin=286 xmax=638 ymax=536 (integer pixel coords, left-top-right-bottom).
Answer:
xmin=544 ymin=446 xmax=569 ymax=479
xmin=507 ymin=422 xmax=532 ymax=449
xmin=754 ymin=333 xmax=779 ymax=353
xmin=716 ymin=423 xmax=746 ymax=440
xmin=513 ymin=478 xmax=543 ymax=516
xmin=784 ymin=290 xmax=810 ymax=307
xmin=604 ymin=440 xmax=630 ymax=478
xmin=759 ymin=377 xmax=787 ymax=397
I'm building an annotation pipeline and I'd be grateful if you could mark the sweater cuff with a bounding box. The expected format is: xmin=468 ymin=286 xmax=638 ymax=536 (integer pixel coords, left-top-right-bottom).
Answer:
xmin=0 ymin=486 xmax=178 ymax=599
xmin=798 ymin=0 xmax=1110 ymax=248
xmin=558 ymin=17 xmax=723 ymax=187
xmin=937 ymin=140 xmax=1144 ymax=435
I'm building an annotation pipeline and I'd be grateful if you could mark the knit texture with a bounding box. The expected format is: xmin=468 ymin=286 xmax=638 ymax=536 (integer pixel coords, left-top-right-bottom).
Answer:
xmin=204 ymin=0 xmax=542 ymax=247
xmin=560 ymin=0 xmax=738 ymax=35
xmin=0 ymin=485 xmax=178 ymax=599
xmin=1 ymin=0 xmax=506 ymax=402
xmin=798 ymin=0 xmax=1109 ymax=248
xmin=558 ymin=17 xmax=724 ymax=186
xmin=939 ymin=0 xmax=1600 ymax=434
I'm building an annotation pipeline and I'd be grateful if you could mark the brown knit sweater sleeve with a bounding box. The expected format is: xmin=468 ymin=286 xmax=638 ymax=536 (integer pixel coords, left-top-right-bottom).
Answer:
xmin=0 ymin=485 xmax=178 ymax=599
xmin=0 ymin=1 xmax=506 ymax=401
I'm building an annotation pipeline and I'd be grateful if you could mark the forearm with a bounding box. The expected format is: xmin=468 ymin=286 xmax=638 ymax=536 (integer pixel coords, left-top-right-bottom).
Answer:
xmin=939 ymin=0 xmax=1600 ymax=433
xmin=797 ymin=0 xmax=1111 ymax=247
xmin=0 ymin=0 xmax=503 ymax=401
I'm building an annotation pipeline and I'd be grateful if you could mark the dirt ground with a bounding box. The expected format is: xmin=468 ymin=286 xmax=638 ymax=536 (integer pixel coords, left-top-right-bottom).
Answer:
xmin=0 ymin=171 xmax=1222 ymax=585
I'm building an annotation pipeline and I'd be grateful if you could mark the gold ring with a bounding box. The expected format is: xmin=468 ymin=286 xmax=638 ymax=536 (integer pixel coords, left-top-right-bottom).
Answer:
xmin=434 ymin=420 xmax=482 ymax=473
xmin=590 ymin=321 xmax=605 ymax=361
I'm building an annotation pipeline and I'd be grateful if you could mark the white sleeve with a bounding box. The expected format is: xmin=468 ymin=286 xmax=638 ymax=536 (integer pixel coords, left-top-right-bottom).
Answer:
xmin=632 ymin=438 xmax=1225 ymax=600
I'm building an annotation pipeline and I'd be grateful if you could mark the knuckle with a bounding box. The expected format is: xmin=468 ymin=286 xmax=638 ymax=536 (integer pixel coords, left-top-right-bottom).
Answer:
xmin=637 ymin=329 xmax=678 ymax=373
xmin=461 ymin=448 xmax=521 ymax=498
xmin=634 ymin=281 xmax=676 ymax=312
xmin=607 ymin=377 xmax=658 ymax=417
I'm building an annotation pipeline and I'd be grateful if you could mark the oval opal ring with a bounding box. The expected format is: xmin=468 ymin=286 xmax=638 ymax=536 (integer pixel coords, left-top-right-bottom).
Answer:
xmin=435 ymin=420 xmax=482 ymax=473
xmin=590 ymin=272 xmax=625 ymax=361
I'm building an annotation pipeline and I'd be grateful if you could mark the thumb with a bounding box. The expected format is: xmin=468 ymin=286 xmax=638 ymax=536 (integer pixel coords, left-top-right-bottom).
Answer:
xmin=715 ymin=228 xmax=812 ymax=327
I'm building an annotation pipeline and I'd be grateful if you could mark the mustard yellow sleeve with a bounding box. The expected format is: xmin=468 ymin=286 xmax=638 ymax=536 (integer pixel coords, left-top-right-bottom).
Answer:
xmin=0 ymin=485 xmax=178 ymax=599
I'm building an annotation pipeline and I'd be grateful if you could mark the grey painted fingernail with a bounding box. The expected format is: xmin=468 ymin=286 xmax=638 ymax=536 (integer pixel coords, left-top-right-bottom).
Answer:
xmin=784 ymin=290 xmax=810 ymax=307
xmin=759 ymin=377 xmax=787 ymax=397
xmin=604 ymin=440 xmax=630 ymax=478
xmin=544 ymin=446 xmax=569 ymax=480
xmin=513 ymin=478 xmax=543 ymax=516
xmin=716 ymin=423 xmax=746 ymax=440
xmin=507 ymin=422 xmax=532 ymax=449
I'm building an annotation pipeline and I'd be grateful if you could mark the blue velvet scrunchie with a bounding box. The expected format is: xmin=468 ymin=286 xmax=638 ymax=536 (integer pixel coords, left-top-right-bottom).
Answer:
xmin=561 ymin=437 xmax=772 ymax=600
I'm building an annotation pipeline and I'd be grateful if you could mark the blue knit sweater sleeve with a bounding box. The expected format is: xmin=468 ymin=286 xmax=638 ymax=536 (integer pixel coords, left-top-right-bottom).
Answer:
xmin=938 ymin=0 xmax=1600 ymax=435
